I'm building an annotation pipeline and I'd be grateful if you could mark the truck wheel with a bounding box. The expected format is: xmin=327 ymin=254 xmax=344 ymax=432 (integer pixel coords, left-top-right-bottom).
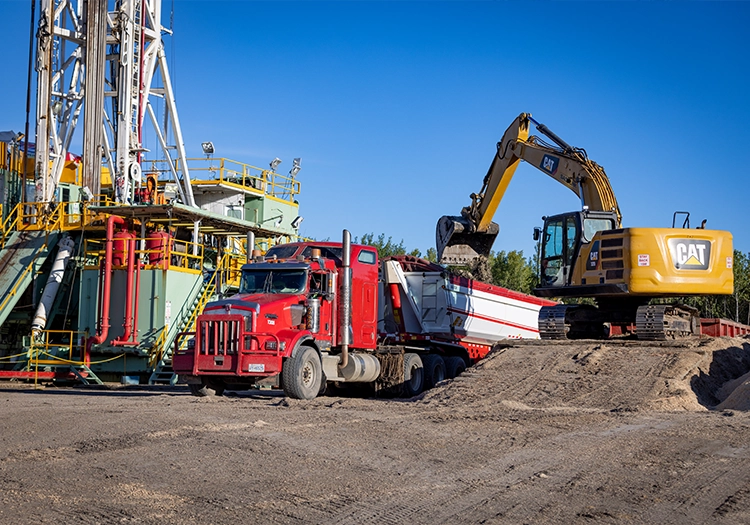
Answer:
xmin=282 ymin=346 xmax=323 ymax=400
xmin=208 ymin=380 xmax=226 ymax=397
xmin=444 ymin=356 xmax=467 ymax=379
xmin=188 ymin=380 xmax=224 ymax=397
xmin=422 ymin=354 xmax=446 ymax=389
xmin=188 ymin=383 xmax=210 ymax=397
xmin=403 ymin=353 xmax=424 ymax=397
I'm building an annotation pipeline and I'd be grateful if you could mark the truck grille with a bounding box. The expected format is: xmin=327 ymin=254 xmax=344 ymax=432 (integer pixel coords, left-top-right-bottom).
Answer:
xmin=198 ymin=318 xmax=242 ymax=355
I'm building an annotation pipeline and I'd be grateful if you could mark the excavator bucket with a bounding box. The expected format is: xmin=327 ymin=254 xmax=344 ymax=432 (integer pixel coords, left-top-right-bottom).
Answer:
xmin=436 ymin=215 xmax=499 ymax=266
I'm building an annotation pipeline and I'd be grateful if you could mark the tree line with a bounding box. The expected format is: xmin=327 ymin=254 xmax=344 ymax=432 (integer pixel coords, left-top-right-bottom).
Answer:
xmin=359 ymin=233 xmax=750 ymax=324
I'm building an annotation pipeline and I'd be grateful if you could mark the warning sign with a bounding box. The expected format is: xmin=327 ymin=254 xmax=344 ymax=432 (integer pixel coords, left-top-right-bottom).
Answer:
xmin=638 ymin=254 xmax=650 ymax=267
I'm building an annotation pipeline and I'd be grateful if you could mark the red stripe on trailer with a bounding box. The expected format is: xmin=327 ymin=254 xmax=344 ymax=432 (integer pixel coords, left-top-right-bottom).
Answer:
xmin=447 ymin=306 xmax=540 ymax=334
xmin=447 ymin=274 xmax=557 ymax=308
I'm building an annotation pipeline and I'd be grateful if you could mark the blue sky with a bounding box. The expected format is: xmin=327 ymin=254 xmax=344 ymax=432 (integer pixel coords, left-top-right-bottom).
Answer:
xmin=1 ymin=1 xmax=749 ymax=258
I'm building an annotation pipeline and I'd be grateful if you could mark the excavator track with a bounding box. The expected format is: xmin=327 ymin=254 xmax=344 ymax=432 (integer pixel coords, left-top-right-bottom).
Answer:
xmin=538 ymin=305 xmax=571 ymax=340
xmin=635 ymin=304 xmax=700 ymax=341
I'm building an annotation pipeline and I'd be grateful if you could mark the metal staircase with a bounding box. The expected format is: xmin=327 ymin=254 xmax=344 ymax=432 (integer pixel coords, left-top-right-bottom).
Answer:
xmin=148 ymin=252 xmax=241 ymax=384
xmin=148 ymin=280 xmax=212 ymax=385
xmin=0 ymin=231 xmax=59 ymax=327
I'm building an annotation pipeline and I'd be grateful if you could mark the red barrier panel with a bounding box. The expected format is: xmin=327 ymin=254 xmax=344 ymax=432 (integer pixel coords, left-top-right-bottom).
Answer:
xmin=700 ymin=318 xmax=750 ymax=337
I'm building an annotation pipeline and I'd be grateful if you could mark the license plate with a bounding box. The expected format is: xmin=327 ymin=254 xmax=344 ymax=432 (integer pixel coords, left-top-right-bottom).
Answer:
xmin=248 ymin=364 xmax=265 ymax=372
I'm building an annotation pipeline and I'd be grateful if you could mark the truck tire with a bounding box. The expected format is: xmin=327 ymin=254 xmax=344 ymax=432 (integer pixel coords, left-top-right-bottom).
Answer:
xmin=188 ymin=383 xmax=210 ymax=397
xmin=403 ymin=353 xmax=424 ymax=397
xmin=444 ymin=356 xmax=467 ymax=379
xmin=422 ymin=354 xmax=446 ymax=389
xmin=282 ymin=346 xmax=323 ymax=400
xmin=188 ymin=380 xmax=224 ymax=397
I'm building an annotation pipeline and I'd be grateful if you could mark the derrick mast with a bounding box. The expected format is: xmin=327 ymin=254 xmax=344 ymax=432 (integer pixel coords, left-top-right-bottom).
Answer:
xmin=34 ymin=0 xmax=195 ymax=205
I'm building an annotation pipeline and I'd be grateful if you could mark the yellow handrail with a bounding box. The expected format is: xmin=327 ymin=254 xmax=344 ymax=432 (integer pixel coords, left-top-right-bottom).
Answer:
xmin=0 ymin=246 xmax=45 ymax=314
xmin=140 ymin=157 xmax=301 ymax=203
xmin=83 ymin=235 xmax=204 ymax=273
xmin=148 ymin=327 xmax=169 ymax=369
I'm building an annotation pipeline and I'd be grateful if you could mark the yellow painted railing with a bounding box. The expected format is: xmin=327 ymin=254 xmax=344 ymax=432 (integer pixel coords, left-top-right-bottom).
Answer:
xmin=148 ymin=327 xmax=169 ymax=370
xmin=0 ymin=247 xmax=46 ymax=315
xmin=141 ymin=157 xmax=301 ymax=202
xmin=29 ymin=330 xmax=88 ymax=367
xmin=0 ymin=198 xmax=119 ymax=248
xmin=83 ymin=235 xmax=204 ymax=274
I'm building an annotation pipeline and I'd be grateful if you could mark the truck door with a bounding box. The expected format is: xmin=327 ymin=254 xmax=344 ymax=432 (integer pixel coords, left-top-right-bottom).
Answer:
xmin=541 ymin=213 xmax=580 ymax=287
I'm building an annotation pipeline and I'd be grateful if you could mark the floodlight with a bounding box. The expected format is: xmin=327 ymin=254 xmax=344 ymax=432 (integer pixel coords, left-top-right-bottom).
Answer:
xmin=270 ymin=157 xmax=282 ymax=172
xmin=291 ymin=216 xmax=304 ymax=229
xmin=201 ymin=142 xmax=214 ymax=155
xmin=290 ymin=157 xmax=301 ymax=177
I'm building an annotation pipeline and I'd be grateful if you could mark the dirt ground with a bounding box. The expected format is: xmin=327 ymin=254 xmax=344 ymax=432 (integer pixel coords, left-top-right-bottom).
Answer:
xmin=2 ymin=337 xmax=750 ymax=524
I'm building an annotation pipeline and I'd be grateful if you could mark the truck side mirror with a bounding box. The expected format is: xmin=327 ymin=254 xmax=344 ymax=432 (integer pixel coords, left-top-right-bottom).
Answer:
xmin=533 ymin=227 xmax=542 ymax=242
xmin=323 ymin=273 xmax=335 ymax=301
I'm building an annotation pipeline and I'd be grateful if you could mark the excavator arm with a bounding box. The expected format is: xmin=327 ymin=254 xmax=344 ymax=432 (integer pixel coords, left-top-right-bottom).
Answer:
xmin=436 ymin=113 xmax=622 ymax=265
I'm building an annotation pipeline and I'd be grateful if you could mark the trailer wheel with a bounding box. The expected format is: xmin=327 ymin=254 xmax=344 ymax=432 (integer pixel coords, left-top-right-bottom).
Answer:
xmin=444 ymin=356 xmax=467 ymax=379
xmin=403 ymin=353 xmax=424 ymax=397
xmin=422 ymin=354 xmax=446 ymax=389
xmin=282 ymin=346 xmax=323 ymax=400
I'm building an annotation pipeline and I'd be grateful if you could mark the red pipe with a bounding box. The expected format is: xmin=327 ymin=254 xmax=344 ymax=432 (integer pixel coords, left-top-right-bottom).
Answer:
xmin=113 ymin=237 xmax=136 ymax=343
xmin=133 ymin=250 xmax=141 ymax=340
xmin=95 ymin=260 xmax=104 ymax=335
xmin=113 ymin=237 xmax=142 ymax=346
xmin=88 ymin=215 xmax=125 ymax=350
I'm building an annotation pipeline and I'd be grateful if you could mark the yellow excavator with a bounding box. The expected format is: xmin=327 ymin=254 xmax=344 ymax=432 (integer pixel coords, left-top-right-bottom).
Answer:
xmin=436 ymin=113 xmax=734 ymax=340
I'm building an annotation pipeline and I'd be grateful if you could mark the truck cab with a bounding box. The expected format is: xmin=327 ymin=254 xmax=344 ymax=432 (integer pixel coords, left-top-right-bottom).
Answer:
xmin=172 ymin=240 xmax=379 ymax=399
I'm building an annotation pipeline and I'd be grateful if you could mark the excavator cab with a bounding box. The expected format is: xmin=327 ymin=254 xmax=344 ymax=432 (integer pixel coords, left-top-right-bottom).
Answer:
xmin=536 ymin=210 xmax=617 ymax=292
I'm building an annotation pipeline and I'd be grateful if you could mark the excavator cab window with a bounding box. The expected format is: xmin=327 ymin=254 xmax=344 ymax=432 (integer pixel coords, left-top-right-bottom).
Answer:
xmin=582 ymin=217 xmax=614 ymax=242
xmin=540 ymin=213 xmax=581 ymax=287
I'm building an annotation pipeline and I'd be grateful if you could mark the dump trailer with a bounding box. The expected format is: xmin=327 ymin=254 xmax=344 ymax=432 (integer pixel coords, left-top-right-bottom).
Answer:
xmin=172 ymin=230 xmax=554 ymax=399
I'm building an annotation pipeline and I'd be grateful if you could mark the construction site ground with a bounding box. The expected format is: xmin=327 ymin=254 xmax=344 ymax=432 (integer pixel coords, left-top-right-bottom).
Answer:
xmin=2 ymin=337 xmax=750 ymax=524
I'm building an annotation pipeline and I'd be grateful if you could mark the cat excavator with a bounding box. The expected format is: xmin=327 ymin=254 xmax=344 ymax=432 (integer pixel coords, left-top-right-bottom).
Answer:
xmin=436 ymin=113 xmax=734 ymax=340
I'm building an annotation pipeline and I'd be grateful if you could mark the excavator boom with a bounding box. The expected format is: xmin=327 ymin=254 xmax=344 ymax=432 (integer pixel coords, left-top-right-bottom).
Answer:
xmin=436 ymin=113 xmax=622 ymax=265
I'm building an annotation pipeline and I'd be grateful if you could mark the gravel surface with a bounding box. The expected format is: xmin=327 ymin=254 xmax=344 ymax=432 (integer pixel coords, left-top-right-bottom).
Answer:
xmin=1 ymin=337 xmax=749 ymax=524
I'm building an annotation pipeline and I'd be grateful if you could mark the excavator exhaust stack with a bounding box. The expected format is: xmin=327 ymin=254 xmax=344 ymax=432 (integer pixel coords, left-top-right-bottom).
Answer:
xmin=436 ymin=215 xmax=499 ymax=266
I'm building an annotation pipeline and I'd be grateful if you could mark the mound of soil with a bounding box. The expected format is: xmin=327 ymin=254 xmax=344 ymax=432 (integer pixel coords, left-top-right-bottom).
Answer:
xmin=424 ymin=337 xmax=750 ymax=412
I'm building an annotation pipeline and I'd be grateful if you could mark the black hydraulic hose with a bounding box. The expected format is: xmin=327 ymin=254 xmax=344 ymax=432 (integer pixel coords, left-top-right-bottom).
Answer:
xmin=528 ymin=115 xmax=574 ymax=154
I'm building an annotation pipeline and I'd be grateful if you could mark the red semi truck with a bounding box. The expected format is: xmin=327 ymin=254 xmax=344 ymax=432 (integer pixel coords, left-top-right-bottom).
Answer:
xmin=172 ymin=230 xmax=554 ymax=399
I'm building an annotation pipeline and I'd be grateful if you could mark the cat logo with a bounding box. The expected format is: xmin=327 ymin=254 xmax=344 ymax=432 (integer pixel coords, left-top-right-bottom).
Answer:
xmin=667 ymin=239 xmax=711 ymax=270
xmin=540 ymin=154 xmax=559 ymax=175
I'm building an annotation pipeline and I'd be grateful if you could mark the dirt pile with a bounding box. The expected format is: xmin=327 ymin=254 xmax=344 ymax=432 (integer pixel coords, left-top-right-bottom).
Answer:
xmin=423 ymin=336 xmax=750 ymax=412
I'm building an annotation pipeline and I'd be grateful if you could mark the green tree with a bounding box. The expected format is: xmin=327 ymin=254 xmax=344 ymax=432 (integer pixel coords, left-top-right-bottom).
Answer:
xmin=358 ymin=233 xmax=421 ymax=259
xmin=489 ymin=250 xmax=536 ymax=294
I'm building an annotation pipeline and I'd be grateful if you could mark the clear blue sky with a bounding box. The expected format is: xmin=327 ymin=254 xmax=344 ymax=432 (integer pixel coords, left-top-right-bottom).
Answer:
xmin=1 ymin=1 xmax=749 ymax=258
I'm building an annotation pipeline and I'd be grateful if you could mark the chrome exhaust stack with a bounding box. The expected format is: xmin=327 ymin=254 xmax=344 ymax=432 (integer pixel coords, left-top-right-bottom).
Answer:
xmin=339 ymin=229 xmax=352 ymax=369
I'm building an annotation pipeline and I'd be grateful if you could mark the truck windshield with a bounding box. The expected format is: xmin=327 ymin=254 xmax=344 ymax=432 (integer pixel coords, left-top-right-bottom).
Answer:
xmin=240 ymin=269 xmax=307 ymax=294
